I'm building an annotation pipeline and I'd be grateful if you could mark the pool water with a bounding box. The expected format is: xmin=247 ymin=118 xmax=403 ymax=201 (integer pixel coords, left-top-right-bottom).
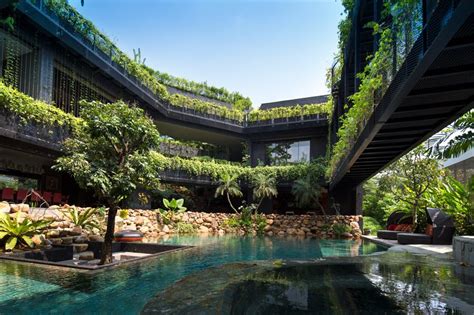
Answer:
xmin=0 ymin=236 xmax=384 ymax=314
xmin=143 ymin=254 xmax=474 ymax=314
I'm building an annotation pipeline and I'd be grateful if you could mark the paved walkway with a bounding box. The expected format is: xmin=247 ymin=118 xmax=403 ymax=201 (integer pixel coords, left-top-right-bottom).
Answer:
xmin=363 ymin=235 xmax=452 ymax=258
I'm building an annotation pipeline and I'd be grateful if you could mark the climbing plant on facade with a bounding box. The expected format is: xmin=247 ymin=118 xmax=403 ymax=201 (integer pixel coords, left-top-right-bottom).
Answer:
xmin=327 ymin=0 xmax=422 ymax=179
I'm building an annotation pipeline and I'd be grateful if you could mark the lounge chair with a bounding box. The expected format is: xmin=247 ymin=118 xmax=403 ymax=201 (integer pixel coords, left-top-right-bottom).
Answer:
xmin=377 ymin=210 xmax=413 ymax=240
xmin=397 ymin=208 xmax=455 ymax=245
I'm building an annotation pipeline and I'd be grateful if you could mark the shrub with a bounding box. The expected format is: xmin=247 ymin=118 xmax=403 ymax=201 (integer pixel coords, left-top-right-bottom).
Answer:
xmin=0 ymin=212 xmax=51 ymax=250
xmin=362 ymin=216 xmax=382 ymax=235
xmin=332 ymin=223 xmax=351 ymax=238
xmin=158 ymin=198 xmax=187 ymax=225
xmin=176 ymin=222 xmax=196 ymax=234
xmin=63 ymin=207 xmax=101 ymax=231
xmin=118 ymin=209 xmax=129 ymax=220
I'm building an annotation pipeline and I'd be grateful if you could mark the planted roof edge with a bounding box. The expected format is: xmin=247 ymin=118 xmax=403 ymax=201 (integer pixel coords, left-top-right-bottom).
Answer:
xmin=260 ymin=95 xmax=329 ymax=110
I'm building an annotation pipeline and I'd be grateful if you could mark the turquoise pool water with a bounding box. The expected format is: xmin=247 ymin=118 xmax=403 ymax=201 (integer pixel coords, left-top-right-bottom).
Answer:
xmin=0 ymin=236 xmax=384 ymax=314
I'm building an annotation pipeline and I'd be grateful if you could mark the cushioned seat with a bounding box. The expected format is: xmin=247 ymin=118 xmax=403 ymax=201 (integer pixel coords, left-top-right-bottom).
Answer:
xmin=114 ymin=230 xmax=143 ymax=242
xmin=377 ymin=230 xmax=402 ymax=240
xmin=397 ymin=233 xmax=432 ymax=245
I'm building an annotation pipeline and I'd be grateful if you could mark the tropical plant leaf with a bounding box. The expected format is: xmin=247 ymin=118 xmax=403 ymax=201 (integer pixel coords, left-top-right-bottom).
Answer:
xmin=5 ymin=236 xmax=17 ymax=250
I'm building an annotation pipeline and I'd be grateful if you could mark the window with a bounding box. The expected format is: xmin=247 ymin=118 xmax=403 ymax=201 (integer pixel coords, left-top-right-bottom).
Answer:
xmin=267 ymin=140 xmax=310 ymax=165
xmin=0 ymin=174 xmax=38 ymax=190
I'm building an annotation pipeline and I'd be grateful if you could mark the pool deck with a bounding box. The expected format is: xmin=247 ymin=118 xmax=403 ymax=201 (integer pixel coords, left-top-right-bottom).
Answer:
xmin=363 ymin=235 xmax=453 ymax=258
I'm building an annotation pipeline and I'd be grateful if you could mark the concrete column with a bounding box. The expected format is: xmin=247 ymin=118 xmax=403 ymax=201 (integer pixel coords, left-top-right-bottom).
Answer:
xmin=38 ymin=43 xmax=54 ymax=102
xmin=249 ymin=141 xmax=267 ymax=167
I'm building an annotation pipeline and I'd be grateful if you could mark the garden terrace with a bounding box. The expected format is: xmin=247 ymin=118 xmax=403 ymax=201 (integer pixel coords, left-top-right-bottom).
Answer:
xmin=329 ymin=0 xmax=474 ymax=197
xmin=0 ymin=87 xmax=321 ymax=192
xmin=12 ymin=0 xmax=330 ymax=132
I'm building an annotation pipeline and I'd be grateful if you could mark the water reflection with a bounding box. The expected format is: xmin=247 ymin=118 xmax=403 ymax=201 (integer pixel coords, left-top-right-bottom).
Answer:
xmin=0 ymin=236 xmax=385 ymax=314
xmin=143 ymin=253 xmax=474 ymax=314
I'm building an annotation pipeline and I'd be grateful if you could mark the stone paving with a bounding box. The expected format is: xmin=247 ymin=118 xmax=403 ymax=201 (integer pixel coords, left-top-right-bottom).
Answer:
xmin=362 ymin=235 xmax=453 ymax=258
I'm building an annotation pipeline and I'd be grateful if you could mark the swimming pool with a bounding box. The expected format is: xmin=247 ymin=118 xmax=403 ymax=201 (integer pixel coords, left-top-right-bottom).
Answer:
xmin=143 ymin=254 xmax=474 ymax=314
xmin=0 ymin=236 xmax=385 ymax=314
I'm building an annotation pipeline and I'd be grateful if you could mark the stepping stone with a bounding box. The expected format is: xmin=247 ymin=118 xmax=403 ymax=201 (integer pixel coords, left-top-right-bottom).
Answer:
xmin=73 ymin=243 xmax=89 ymax=253
xmin=78 ymin=251 xmax=95 ymax=261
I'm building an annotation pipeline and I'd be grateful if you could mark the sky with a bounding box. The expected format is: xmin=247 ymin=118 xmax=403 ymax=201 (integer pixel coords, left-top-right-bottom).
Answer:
xmin=71 ymin=0 xmax=343 ymax=107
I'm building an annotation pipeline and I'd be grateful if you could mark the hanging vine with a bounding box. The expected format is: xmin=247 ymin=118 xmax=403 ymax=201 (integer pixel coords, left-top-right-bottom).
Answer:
xmin=327 ymin=0 xmax=422 ymax=179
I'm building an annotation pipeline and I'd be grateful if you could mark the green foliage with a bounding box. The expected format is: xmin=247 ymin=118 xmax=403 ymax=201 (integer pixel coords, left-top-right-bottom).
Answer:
xmin=44 ymin=0 xmax=168 ymax=100
xmin=223 ymin=216 xmax=240 ymax=228
xmin=363 ymin=175 xmax=402 ymax=224
xmin=251 ymin=173 xmax=278 ymax=210
xmin=224 ymin=204 xmax=265 ymax=233
xmin=54 ymin=100 xmax=161 ymax=204
xmin=63 ymin=207 xmax=101 ymax=231
xmin=155 ymin=70 xmax=251 ymax=108
xmin=238 ymin=203 xmax=255 ymax=229
xmin=425 ymin=176 xmax=474 ymax=235
xmin=363 ymin=144 xmax=473 ymax=235
xmin=215 ymin=173 xmax=243 ymax=213
xmin=388 ymin=147 xmax=442 ymax=230
xmin=162 ymin=198 xmax=187 ymax=212
xmin=362 ymin=216 xmax=383 ymax=235
xmin=254 ymin=213 xmax=267 ymax=234
xmin=248 ymin=103 xmax=331 ymax=122
xmin=233 ymin=97 xmax=252 ymax=111
xmin=175 ymin=222 xmax=195 ymax=234
xmin=167 ymin=93 xmax=245 ymax=122
xmin=332 ymin=223 xmax=351 ymax=238
xmin=292 ymin=175 xmax=325 ymax=214
xmin=118 ymin=209 xmax=129 ymax=220
xmin=327 ymin=0 xmax=422 ymax=179
xmin=54 ymin=99 xmax=162 ymax=264
xmin=0 ymin=212 xmax=51 ymax=251
xmin=434 ymin=110 xmax=473 ymax=159
xmin=0 ymin=81 xmax=80 ymax=129
xmin=40 ymin=0 xmax=336 ymax=124
xmin=158 ymin=198 xmax=187 ymax=225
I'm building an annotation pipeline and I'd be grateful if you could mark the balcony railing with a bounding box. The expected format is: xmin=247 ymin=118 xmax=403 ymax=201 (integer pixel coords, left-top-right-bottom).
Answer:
xmin=0 ymin=110 xmax=69 ymax=150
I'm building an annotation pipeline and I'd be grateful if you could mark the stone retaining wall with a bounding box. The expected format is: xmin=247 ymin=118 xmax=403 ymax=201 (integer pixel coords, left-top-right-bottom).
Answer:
xmin=118 ymin=210 xmax=362 ymax=239
xmin=0 ymin=202 xmax=362 ymax=242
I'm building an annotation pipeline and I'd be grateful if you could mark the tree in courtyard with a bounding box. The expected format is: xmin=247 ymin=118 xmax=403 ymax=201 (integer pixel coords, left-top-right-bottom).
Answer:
xmin=215 ymin=173 xmax=242 ymax=213
xmin=251 ymin=173 xmax=278 ymax=212
xmin=54 ymin=100 xmax=161 ymax=264
xmin=388 ymin=146 xmax=442 ymax=230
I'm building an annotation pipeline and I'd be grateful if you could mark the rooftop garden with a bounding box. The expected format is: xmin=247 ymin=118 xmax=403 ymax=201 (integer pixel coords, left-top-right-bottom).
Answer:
xmin=38 ymin=0 xmax=331 ymax=124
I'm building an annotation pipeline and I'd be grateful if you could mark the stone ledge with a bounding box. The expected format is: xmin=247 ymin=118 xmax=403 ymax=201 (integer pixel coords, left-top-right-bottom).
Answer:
xmin=453 ymin=236 xmax=474 ymax=266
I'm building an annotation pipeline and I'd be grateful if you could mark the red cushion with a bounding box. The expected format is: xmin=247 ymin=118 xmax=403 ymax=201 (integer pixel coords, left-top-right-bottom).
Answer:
xmin=426 ymin=224 xmax=433 ymax=237
xmin=388 ymin=224 xmax=398 ymax=231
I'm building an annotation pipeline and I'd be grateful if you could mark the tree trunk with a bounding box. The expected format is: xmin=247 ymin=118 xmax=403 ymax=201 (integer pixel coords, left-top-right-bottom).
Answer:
xmin=227 ymin=192 xmax=239 ymax=214
xmin=316 ymin=199 xmax=326 ymax=215
xmin=99 ymin=205 xmax=118 ymax=265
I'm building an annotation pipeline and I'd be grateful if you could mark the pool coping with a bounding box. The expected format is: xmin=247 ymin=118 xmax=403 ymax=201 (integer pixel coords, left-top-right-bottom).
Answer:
xmin=362 ymin=235 xmax=453 ymax=258
xmin=0 ymin=244 xmax=194 ymax=272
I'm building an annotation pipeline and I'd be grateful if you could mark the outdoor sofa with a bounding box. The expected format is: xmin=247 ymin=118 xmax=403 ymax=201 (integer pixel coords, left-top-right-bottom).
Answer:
xmin=397 ymin=208 xmax=455 ymax=245
xmin=377 ymin=210 xmax=413 ymax=240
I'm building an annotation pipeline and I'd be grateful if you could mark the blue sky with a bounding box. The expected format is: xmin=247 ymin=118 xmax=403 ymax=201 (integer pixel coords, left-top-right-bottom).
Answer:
xmin=72 ymin=0 xmax=343 ymax=107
